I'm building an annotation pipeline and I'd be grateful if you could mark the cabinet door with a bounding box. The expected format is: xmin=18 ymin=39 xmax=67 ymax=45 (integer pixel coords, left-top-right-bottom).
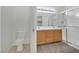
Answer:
xmin=37 ymin=31 xmax=46 ymax=45
xmin=54 ymin=30 xmax=62 ymax=42
xmin=45 ymin=30 xmax=54 ymax=43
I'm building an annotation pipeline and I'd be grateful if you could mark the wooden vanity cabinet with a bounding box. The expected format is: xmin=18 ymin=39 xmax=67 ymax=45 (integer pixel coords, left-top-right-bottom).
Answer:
xmin=54 ymin=30 xmax=62 ymax=42
xmin=37 ymin=30 xmax=62 ymax=45
xmin=37 ymin=30 xmax=46 ymax=45
xmin=45 ymin=30 xmax=54 ymax=43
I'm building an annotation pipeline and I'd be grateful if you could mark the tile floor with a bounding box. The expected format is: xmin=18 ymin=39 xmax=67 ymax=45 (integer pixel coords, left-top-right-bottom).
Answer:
xmin=9 ymin=42 xmax=79 ymax=53
xmin=37 ymin=42 xmax=79 ymax=53
xmin=9 ymin=44 xmax=30 ymax=53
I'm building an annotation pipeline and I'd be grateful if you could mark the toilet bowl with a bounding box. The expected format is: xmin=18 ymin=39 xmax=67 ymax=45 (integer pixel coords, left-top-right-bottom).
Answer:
xmin=15 ymin=31 xmax=26 ymax=51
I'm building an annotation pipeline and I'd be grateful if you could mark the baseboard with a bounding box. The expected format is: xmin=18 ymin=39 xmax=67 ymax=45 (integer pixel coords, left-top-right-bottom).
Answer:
xmin=63 ymin=40 xmax=79 ymax=50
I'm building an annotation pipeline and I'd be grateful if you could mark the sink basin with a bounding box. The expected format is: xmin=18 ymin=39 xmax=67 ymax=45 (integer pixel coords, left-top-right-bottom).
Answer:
xmin=36 ymin=26 xmax=62 ymax=30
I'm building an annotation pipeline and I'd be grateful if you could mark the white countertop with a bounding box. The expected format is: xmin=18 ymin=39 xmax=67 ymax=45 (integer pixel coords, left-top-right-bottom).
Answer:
xmin=36 ymin=26 xmax=62 ymax=31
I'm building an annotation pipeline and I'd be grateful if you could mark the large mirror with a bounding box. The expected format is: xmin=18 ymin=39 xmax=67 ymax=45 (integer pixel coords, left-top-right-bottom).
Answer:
xmin=36 ymin=6 xmax=66 ymax=27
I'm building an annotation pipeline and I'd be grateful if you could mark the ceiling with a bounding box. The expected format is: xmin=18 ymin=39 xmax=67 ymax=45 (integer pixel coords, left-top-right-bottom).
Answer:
xmin=37 ymin=6 xmax=79 ymax=13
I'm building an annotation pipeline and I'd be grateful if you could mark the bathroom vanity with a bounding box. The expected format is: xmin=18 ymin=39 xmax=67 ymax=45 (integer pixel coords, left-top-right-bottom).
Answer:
xmin=36 ymin=7 xmax=63 ymax=45
xmin=37 ymin=26 xmax=62 ymax=45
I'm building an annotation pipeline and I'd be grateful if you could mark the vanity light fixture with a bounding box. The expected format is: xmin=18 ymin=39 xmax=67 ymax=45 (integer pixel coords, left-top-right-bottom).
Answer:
xmin=37 ymin=10 xmax=56 ymax=14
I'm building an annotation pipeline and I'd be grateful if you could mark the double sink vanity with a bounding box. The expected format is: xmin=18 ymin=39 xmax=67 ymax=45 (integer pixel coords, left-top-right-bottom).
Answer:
xmin=36 ymin=6 xmax=64 ymax=45
xmin=36 ymin=26 xmax=62 ymax=45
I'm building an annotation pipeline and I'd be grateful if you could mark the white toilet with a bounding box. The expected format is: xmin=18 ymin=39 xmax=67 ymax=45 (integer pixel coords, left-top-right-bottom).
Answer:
xmin=15 ymin=31 xmax=26 ymax=51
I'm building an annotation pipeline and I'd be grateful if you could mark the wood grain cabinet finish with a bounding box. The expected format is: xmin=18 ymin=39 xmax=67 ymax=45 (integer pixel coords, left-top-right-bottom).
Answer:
xmin=45 ymin=30 xmax=54 ymax=43
xmin=54 ymin=30 xmax=62 ymax=42
xmin=37 ymin=31 xmax=46 ymax=45
xmin=37 ymin=30 xmax=62 ymax=45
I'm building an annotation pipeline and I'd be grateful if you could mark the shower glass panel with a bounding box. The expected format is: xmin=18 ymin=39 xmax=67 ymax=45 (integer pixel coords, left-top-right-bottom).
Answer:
xmin=65 ymin=7 xmax=79 ymax=47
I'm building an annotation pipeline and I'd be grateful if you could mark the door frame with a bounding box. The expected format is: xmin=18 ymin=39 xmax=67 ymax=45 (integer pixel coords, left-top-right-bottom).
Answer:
xmin=30 ymin=6 xmax=37 ymax=53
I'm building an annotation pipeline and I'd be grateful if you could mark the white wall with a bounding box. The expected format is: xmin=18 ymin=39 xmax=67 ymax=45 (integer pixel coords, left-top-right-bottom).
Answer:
xmin=1 ymin=6 xmax=35 ymax=52
xmin=0 ymin=6 xmax=1 ymax=52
